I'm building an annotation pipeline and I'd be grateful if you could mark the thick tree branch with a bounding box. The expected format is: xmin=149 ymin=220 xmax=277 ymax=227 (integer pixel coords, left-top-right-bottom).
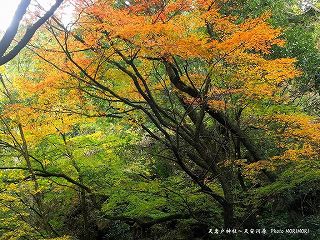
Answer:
xmin=0 ymin=166 xmax=92 ymax=193
xmin=0 ymin=0 xmax=31 ymax=57
xmin=0 ymin=0 xmax=64 ymax=65
xmin=164 ymin=60 xmax=264 ymax=162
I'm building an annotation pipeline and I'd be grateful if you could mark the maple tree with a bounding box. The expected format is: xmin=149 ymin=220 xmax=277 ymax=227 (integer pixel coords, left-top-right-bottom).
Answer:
xmin=22 ymin=0 xmax=299 ymax=231
xmin=0 ymin=0 xmax=319 ymax=239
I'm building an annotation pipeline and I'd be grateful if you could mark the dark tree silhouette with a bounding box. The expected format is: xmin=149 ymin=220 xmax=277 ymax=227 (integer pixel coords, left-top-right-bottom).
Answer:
xmin=0 ymin=0 xmax=64 ymax=65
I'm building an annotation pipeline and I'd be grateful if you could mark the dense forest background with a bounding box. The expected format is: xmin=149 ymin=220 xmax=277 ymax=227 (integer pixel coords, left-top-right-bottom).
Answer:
xmin=0 ymin=0 xmax=320 ymax=239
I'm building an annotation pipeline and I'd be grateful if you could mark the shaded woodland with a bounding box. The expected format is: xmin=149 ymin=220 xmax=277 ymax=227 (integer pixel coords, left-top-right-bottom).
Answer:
xmin=0 ymin=0 xmax=320 ymax=239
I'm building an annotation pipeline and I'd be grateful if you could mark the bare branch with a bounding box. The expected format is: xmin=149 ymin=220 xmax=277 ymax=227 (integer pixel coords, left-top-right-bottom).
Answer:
xmin=0 ymin=0 xmax=64 ymax=65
